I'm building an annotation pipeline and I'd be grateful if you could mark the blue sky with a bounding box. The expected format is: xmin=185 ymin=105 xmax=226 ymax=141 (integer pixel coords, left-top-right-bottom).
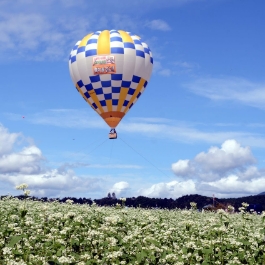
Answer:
xmin=1 ymin=0 xmax=265 ymax=199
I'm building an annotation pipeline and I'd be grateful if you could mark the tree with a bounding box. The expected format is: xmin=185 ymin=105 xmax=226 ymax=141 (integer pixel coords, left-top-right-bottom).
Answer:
xmin=112 ymin=192 xmax=116 ymax=199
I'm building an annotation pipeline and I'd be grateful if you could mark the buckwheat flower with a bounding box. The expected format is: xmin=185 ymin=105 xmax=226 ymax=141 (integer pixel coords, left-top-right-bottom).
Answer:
xmin=238 ymin=207 xmax=245 ymax=212
xmin=65 ymin=199 xmax=74 ymax=204
xmin=16 ymin=183 xmax=28 ymax=190
xmin=58 ymin=256 xmax=72 ymax=263
xmin=24 ymin=190 xmax=30 ymax=196
xmin=7 ymin=261 xmax=28 ymax=265
xmin=227 ymin=205 xmax=235 ymax=213
xmin=242 ymin=202 xmax=249 ymax=208
xmin=217 ymin=209 xmax=227 ymax=216
xmin=2 ymin=247 xmax=12 ymax=255
xmin=190 ymin=202 xmax=197 ymax=208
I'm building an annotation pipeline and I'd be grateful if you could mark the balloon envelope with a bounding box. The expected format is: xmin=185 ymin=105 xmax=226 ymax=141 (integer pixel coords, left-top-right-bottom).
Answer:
xmin=69 ymin=30 xmax=153 ymax=128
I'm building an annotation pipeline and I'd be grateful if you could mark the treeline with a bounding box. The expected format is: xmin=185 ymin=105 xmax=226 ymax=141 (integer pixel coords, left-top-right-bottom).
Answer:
xmin=4 ymin=193 xmax=265 ymax=211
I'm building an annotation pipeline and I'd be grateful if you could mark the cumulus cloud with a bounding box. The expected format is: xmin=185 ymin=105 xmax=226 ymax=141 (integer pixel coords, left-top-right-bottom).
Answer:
xmin=1 ymin=123 xmax=265 ymax=199
xmin=203 ymin=175 xmax=265 ymax=195
xmin=0 ymin=169 xmax=102 ymax=198
xmin=0 ymin=146 xmax=43 ymax=174
xmin=169 ymin=139 xmax=265 ymax=197
xmin=171 ymin=159 xmax=195 ymax=177
xmin=137 ymin=139 xmax=265 ymax=200
xmin=138 ymin=180 xmax=196 ymax=199
xmin=0 ymin=124 xmax=104 ymax=197
xmin=145 ymin=19 xmax=171 ymax=31
xmin=110 ymin=181 xmax=130 ymax=197
xmin=0 ymin=124 xmax=21 ymax=155
xmin=194 ymin=139 xmax=255 ymax=175
xmin=172 ymin=139 xmax=256 ymax=181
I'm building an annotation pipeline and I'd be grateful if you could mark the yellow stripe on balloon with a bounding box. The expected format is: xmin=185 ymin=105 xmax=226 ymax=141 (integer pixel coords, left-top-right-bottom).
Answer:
xmin=76 ymin=84 xmax=104 ymax=114
xmin=106 ymin=99 xmax=113 ymax=112
xmin=117 ymin=88 xmax=129 ymax=112
xmin=124 ymin=78 xmax=146 ymax=113
xmin=88 ymin=90 xmax=104 ymax=113
xmin=78 ymin=33 xmax=93 ymax=48
xmin=118 ymin=30 xmax=134 ymax=43
xmin=97 ymin=30 xmax=110 ymax=54
xmin=75 ymin=85 xmax=96 ymax=111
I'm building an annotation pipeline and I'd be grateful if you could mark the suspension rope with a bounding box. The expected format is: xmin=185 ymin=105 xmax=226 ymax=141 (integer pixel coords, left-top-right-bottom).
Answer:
xmin=108 ymin=138 xmax=114 ymax=166
xmin=119 ymin=136 xmax=171 ymax=179
xmin=75 ymin=138 xmax=109 ymax=164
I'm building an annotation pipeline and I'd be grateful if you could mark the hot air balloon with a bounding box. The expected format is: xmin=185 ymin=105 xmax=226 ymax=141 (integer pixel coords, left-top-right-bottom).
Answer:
xmin=69 ymin=30 xmax=153 ymax=139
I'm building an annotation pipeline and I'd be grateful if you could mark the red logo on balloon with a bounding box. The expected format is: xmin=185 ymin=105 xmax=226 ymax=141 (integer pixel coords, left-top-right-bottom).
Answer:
xmin=93 ymin=55 xmax=116 ymax=75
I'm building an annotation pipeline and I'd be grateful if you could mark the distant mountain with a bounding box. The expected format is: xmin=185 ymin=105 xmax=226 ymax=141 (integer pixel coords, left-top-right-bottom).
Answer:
xmin=258 ymin=192 xmax=265 ymax=195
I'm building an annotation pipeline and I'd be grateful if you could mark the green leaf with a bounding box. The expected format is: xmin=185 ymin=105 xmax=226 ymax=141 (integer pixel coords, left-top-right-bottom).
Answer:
xmin=20 ymin=209 xmax=27 ymax=218
xmin=202 ymin=248 xmax=212 ymax=254
xmin=8 ymin=235 xmax=23 ymax=247
xmin=56 ymin=249 xmax=62 ymax=256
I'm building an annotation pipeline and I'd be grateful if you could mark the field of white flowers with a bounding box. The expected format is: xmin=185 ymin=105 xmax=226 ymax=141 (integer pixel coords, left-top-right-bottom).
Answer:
xmin=1 ymin=195 xmax=265 ymax=265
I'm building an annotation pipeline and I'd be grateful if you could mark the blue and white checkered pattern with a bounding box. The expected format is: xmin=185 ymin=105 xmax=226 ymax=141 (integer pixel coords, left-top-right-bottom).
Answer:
xmin=69 ymin=29 xmax=153 ymax=125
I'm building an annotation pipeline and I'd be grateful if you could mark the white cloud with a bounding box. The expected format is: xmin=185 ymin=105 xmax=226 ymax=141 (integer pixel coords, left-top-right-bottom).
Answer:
xmin=145 ymin=19 xmax=171 ymax=31
xmin=0 ymin=124 xmax=21 ymax=155
xmin=0 ymin=1 xmax=168 ymax=61
xmin=110 ymin=181 xmax=130 ymax=197
xmin=204 ymin=175 xmax=265 ymax=195
xmin=158 ymin=69 xmax=172 ymax=76
xmin=135 ymin=139 xmax=265 ymax=199
xmin=0 ymin=0 xmax=199 ymax=61
xmin=185 ymin=76 xmax=265 ymax=109
xmin=194 ymin=139 xmax=255 ymax=175
xmin=172 ymin=139 xmax=256 ymax=181
xmin=7 ymin=109 xmax=106 ymax=129
xmin=0 ymin=124 xmax=105 ymax=197
xmin=168 ymin=139 xmax=265 ymax=197
xmin=237 ymin=166 xmax=261 ymax=180
xmin=1 ymin=124 xmax=265 ymax=199
xmin=6 ymin=110 xmax=265 ymax=148
xmin=171 ymin=159 xmax=195 ymax=177
xmin=174 ymin=61 xmax=196 ymax=69
xmin=0 ymin=169 xmax=103 ymax=198
xmin=88 ymin=164 xmax=142 ymax=169
xmin=0 ymin=146 xmax=43 ymax=174
xmin=173 ymin=61 xmax=200 ymax=74
xmin=138 ymin=180 xmax=196 ymax=199
xmin=0 ymin=7 xmax=90 ymax=60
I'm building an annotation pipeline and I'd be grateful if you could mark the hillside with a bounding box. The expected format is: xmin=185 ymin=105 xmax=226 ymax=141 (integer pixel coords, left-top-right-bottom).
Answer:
xmin=5 ymin=193 xmax=265 ymax=211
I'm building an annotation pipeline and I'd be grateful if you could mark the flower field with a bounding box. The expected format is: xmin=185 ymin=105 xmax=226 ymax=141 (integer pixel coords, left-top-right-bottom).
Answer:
xmin=0 ymin=197 xmax=265 ymax=265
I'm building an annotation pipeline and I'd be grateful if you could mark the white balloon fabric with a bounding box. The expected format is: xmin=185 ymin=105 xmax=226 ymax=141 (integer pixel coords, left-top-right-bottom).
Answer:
xmin=69 ymin=29 xmax=153 ymax=128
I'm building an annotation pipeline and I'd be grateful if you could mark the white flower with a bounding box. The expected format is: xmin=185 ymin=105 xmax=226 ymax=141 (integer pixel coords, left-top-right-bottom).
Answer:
xmin=15 ymin=183 xmax=28 ymax=190
xmin=65 ymin=199 xmax=74 ymax=204
xmin=242 ymin=202 xmax=249 ymax=208
xmin=24 ymin=190 xmax=31 ymax=196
